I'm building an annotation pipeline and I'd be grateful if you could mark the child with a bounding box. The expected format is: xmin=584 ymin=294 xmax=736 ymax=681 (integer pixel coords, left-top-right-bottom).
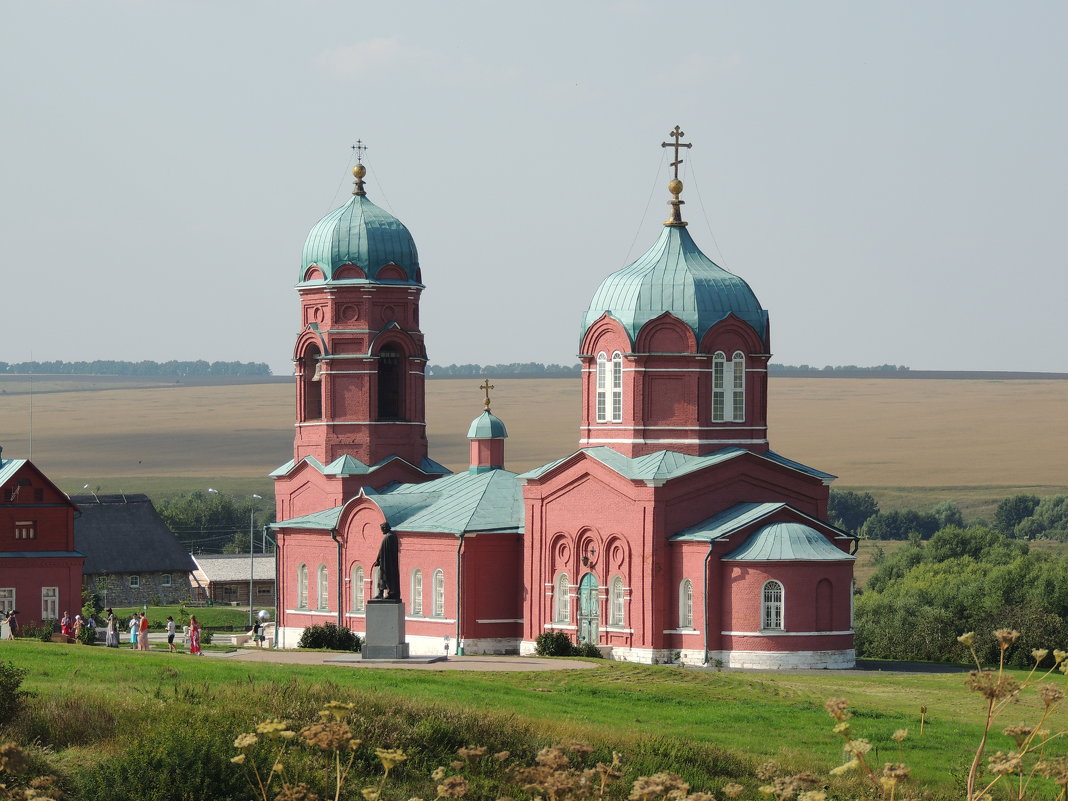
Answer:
xmin=166 ymin=616 xmax=176 ymax=652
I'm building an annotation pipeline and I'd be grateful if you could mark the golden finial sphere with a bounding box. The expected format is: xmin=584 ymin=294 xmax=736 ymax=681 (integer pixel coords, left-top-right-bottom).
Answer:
xmin=353 ymin=164 xmax=367 ymax=179
xmin=668 ymin=178 xmax=684 ymax=196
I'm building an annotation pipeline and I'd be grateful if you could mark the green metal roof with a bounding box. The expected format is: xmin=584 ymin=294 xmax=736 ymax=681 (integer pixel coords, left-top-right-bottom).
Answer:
xmin=519 ymin=447 xmax=834 ymax=485
xmin=273 ymin=468 xmax=523 ymax=536
xmin=670 ymin=502 xmax=853 ymax=543
xmin=300 ymin=194 xmax=420 ymax=284
xmin=270 ymin=454 xmax=450 ymax=479
xmin=582 ymin=225 xmax=769 ymax=347
xmin=467 ymin=411 xmax=508 ymax=440
xmin=0 ymin=458 xmax=27 ymax=486
xmin=721 ymin=522 xmax=855 ymax=562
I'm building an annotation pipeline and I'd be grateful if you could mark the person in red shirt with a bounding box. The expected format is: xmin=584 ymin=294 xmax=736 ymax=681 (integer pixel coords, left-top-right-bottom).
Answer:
xmin=138 ymin=612 xmax=150 ymax=651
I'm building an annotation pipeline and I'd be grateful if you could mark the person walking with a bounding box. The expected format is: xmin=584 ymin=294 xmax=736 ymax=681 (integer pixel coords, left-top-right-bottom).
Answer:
xmin=105 ymin=608 xmax=118 ymax=648
xmin=4 ymin=610 xmax=18 ymax=639
xmin=188 ymin=615 xmax=202 ymax=655
xmin=73 ymin=614 xmax=83 ymax=643
xmin=165 ymin=616 xmax=176 ymax=653
xmin=60 ymin=611 xmax=72 ymax=639
xmin=138 ymin=611 xmax=150 ymax=651
xmin=129 ymin=613 xmax=139 ymax=648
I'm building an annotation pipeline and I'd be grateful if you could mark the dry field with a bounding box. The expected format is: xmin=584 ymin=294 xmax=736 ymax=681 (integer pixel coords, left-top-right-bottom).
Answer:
xmin=0 ymin=377 xmax=1065 ymax=512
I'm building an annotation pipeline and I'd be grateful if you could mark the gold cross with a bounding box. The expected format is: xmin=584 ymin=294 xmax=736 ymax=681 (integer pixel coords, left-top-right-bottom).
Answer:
xmin=660 ymin=125 xmax=692 ymax=180
xmin=351 ymin=139 xmax=367 ymax=163
xmin=479 ymin=378 xmax=495 ymax=411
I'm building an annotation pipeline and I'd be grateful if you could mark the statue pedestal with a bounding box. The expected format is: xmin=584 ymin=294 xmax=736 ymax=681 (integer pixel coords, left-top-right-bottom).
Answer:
xmin=362 ymin=599 xmax=409 ymax=660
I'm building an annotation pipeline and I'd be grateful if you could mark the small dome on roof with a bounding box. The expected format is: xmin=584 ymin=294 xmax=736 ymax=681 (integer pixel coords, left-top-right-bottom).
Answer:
xmin=722 ymin=522 xmax=854 ymax=562
xmin=300 ymin=193 xmax=420 ymax=284
xmin=583 ymin=225 xmax=768 ymax=347
xmin=467 ymin=410 xmax=508 ymax=440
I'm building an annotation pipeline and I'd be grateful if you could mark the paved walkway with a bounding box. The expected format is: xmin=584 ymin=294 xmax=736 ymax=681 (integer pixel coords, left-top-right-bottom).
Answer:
xmin=205 ymin=647 xmax=599 ymax=672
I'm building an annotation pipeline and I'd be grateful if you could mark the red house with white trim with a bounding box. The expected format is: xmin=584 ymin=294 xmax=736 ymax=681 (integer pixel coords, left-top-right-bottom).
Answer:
xmin=0 ymin=448 xmax=83 ymax=630
xmin=272 ymin=134 xmax=857 ymax=668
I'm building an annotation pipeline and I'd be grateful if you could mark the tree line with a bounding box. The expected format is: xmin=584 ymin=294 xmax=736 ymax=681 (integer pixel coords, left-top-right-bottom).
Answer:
xmin=828 ymin=488 xmax=1068 ymax=667
xmin=154 ymin=491 xmax=276 ymax=555
xmin=427 ymin=362 xmax=581 ymax=378
xmin=0 ymin=360 xmax=272 ymax=376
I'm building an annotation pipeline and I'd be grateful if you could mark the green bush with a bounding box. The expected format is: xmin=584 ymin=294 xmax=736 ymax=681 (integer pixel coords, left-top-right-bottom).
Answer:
xmin=0 ymin=659 xmax=29 ymax=725
xmin=19 ymin=618 xmax=56 ymax=642
xmin=534 ymin=629 xmax=575 ymax=656
xmin=574 ymin=641 xmax=604 ymax=658
xmin=297 ymin=622 xmax=362 ymax=651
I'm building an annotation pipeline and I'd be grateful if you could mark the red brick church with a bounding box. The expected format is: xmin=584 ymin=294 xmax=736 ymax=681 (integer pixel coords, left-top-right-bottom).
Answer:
xmin=272 ymin=131 xmax=857 ymax=668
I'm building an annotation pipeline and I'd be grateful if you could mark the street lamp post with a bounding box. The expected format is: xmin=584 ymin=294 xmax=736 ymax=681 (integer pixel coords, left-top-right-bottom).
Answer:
xmin=208 ymin=488 xmax=262 ymax=628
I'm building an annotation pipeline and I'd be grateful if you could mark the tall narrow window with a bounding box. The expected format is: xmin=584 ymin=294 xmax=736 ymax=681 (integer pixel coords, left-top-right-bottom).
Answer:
xmin=41 ymin=587 xmax=58 ymax=620
xmin=317 ymin=564 xmax=329 ymax=610
xmin=301 ymin=345 xmax=322 ymax=421
xmin=731 ymin=351 xmax=746 ymax=421
xmin=555 ymin=573 xmax=570 ymax=623
xmin=762 ymin=580 xmax=784 ymax=630
xmin=432 ymin=569 xmax=445 ymax=617
xmin=712 ymin=351 xmax=746 ymax=422
xmin=352 ymin=565 xmax=365 ymax=613
xmin=609 ymin=576 xmax=625 ymax=627
xmin=595 ymin=353 xmax=607 ymax=423
xmin=411 ymin=569 xmax=423 ymax=616
xmin=377 ymin=347 xmax=404 ymax=420
xmin=297 ymin=564 xmax=308 ymax=609
xmin=679 ymin=579 xmax=693 ymax=629
xmin=611 ymin=351 xmax=623 ymax=422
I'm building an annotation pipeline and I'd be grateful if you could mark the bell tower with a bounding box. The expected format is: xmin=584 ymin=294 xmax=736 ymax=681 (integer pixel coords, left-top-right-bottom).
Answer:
xmin=290 ymin=148 xmax=429 ymax=469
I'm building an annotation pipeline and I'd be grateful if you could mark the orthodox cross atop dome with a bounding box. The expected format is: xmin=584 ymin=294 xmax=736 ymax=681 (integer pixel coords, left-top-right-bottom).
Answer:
xmin=351 ymin=139 xmax=368 ymax=196
xmin=480 ymin=378 xmax=495 ymax=411
xmin=660 ymin=125 xmax=692 ymax=227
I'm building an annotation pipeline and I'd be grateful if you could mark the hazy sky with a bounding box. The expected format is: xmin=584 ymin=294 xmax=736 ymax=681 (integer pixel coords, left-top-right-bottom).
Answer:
xmin=2 ymin=2 xmax=1065 ymax=376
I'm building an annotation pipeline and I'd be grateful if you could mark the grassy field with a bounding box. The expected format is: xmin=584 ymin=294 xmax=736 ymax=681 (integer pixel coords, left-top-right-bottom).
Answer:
xmin=1 ymin=375 xmax=1066 ymax=514
xmin=1 ymin=638 xmax=1065 ymax=798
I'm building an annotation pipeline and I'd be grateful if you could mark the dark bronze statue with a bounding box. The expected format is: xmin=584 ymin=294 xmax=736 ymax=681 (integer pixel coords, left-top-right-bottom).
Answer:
xmin=372 ymin=522 xmax=401 ymax=600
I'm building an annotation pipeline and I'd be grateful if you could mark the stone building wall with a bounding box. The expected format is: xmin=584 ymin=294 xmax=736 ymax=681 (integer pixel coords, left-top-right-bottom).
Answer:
xmin=86 ymin=572 xmax=192 ymax=608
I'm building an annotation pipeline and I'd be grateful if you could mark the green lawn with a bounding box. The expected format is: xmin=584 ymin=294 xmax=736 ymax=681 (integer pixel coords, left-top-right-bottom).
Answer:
xmin=1 ymin=639 xmax=1064 ymax=799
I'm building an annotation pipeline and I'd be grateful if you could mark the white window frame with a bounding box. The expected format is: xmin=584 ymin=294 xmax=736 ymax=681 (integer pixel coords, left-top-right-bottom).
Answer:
xmin=297 ymin=563 xmax=309 ymax=609
xmin=14 ymin=521 xmax=36 ymax=540
xmin=129 ymin=575 xmax=140 ymax=589
xmin=317 ymin=564 xmax=329 ymax=610
xmin=352 ymin=565 xmax=365 ymax=613
xmin=609 ymin=576 xmax=624 ymax=627
xmin=0 ymin=588 xmax=15 ymax=613
xmin=161 ymin=573 xmax=172 ymax=587
xmin=679 ymin=579 xmax=693 ymax=629
xmin=555 ymin=573 xmax=571 ymax=623
xmin=432 ymin=569 xmax=445 ymax=618
xmin=595 ymin=352 xmax=608 ymax=423
xmin=610 ymin=351 xmax=623 ymax=422
xmin=411 ymin=569 xmax=423 ymax=616
xmin=762 ymin=580 xmax=784 ymax=630
xmin=712 ymin=351 xmax=746 ymax=422
xmin=42 ymin=586 xmax=58 ymax=620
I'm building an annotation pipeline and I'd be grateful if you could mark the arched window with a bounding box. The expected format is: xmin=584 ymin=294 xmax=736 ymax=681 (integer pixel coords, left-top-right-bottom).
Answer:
xmin=301 ymin=345 xmax=322 ymax=421
xmin=317 ymin=564 xmax=329 ymax=610
xmin=762 ymin=580 xmax=784 ymax=630
xmin=352 ymin=565 xmax=365 ymax=613
xmin=411 ymin=569 xmax=423 ymax=616
xmin=731 ymin=351 xmax=745 ymax=421
xmin=595 ymin=353 xmax=607 ymax=423
xmin=712 ymin=351 xmax=746 ymax=422
xmin=555 ymin=573 xmax=571 ymax=623
xmin=611 ymin=351 xmax=623 ymax=422
xmin=297 ymin=564 xmax=308 ymax=609
xmin=609 ymin=576 xmax=625 ymax=627
xmin=432 ymin=569 xmax=445 ymax=618
xmin=377 ymin=346 xmax=404 ymax=421
xmin=679 ymin=579 xmax=693 ymax=629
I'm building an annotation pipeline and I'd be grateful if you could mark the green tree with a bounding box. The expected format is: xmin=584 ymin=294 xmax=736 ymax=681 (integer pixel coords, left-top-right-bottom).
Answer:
xmin=994 ymin=493 xmax=1040 ymax=536
xmin=1014 ymin=495 xmax=1068 ymax=540
xmin=932 ymin=500 xmax=965 ymax=529
xmin=828 ymin=490 xmax=879 ymax=532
